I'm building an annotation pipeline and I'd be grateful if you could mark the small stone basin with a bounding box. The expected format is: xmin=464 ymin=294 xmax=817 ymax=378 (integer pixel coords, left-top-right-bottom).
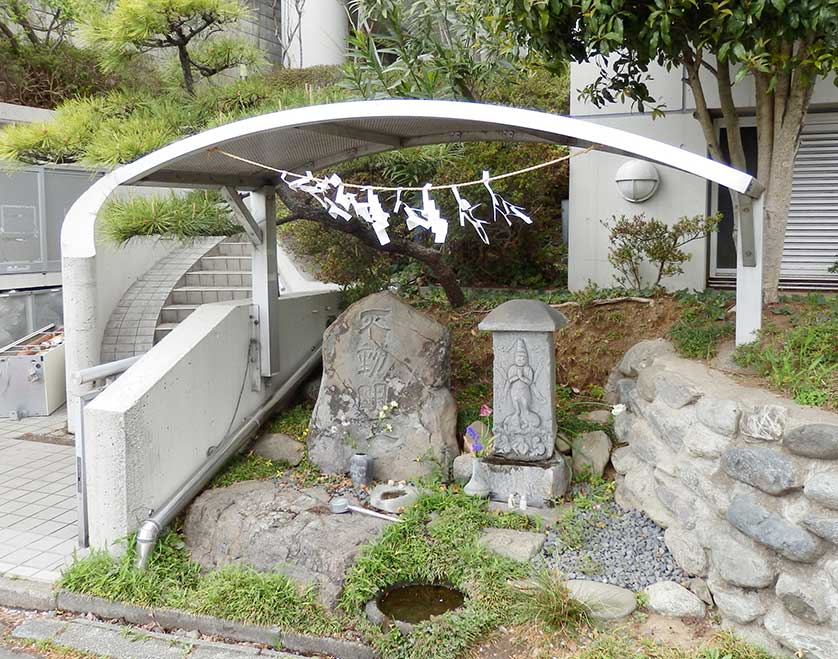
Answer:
xmin=369 ymin=483 xmax=419 ymax=513
xmin=365 ymin=583 xmax=465 ymax=633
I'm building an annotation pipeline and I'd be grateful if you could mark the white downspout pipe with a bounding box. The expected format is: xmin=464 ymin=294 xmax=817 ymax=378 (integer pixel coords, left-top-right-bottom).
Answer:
xmin=134 ymin=344 xmax=322 ymax=569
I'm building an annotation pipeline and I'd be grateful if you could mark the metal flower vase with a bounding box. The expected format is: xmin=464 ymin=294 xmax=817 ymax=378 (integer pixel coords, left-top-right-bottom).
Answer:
xmin=349 ymin=453 xmax=373 ymax=487
xmin=463 ymin=457 xmax=490 ymax=498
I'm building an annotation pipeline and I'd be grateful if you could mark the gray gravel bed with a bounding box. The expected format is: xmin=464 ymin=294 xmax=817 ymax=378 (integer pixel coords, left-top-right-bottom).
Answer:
xmin=541 ymin=501 xmax=688 ymax=591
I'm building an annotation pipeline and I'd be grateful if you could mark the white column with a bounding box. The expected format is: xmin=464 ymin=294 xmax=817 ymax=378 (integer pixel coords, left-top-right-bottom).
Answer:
xmin=63 ymin=255 xmax=99 ymax=433
xmin=735 ymin=194 xmax=764 ymax=345
xmin=248 ymin=187 xmax=281 ymax=376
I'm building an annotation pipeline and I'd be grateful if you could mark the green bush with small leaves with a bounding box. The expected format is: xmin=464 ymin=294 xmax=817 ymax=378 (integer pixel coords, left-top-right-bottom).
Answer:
xmin=602 ymin=213 xmax=721 ymax=294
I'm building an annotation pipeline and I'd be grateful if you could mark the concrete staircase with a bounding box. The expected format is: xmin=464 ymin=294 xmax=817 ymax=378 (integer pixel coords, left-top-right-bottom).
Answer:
xmin=154 ymin=238 xmax=252 ymax=343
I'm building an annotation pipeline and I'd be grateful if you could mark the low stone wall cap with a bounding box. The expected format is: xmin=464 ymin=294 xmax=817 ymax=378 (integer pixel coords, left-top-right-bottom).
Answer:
xmin=478 ymin=299 xmax=568 ymax=332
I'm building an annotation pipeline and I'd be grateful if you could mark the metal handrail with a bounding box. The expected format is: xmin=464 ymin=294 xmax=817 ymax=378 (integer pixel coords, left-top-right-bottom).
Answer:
xmin=74 ymin=353 xmax=145 ymax=548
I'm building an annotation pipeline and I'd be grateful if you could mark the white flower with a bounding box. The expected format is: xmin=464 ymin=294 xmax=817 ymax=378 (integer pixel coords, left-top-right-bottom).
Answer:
xmin=330 ymin=425 xmax=338 ymax=433
xmin=378 ymin=410 xmax=387 ymax=420
xmin=611 ymin=404 xmax=627 ymax=417
xmin=341 ymin=420 xmax=350 ymax=427
xmin=384 ymin=424 xmax=393 ymax=433
xmin=389 ymin=400 xmax=399 ymax=408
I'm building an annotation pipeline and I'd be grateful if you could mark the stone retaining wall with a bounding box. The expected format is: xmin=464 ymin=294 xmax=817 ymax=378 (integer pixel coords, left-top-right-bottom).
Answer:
xmin=610 ymin=340 xmax=838 ymax=659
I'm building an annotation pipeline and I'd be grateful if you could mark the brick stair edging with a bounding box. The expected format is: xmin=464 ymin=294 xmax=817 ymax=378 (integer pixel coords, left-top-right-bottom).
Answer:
xmin=100 ymin=237 xmax=227 ymax=362
xmin=0 ymin=577 xmax=377 ymax=659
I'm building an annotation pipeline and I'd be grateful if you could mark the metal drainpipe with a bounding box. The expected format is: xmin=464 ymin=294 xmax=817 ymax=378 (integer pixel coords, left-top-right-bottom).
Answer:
xmin=135 ymin=345 xmax=322 ymax=569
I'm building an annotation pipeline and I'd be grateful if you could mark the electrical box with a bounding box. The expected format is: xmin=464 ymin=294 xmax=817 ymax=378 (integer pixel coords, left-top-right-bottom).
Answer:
xmin=0 ymin=327 xmax=66 ymax=418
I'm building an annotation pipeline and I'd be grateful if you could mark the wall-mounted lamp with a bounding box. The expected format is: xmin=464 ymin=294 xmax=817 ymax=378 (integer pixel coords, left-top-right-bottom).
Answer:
xmin=615 ymin=159 xmax=660 ymax=203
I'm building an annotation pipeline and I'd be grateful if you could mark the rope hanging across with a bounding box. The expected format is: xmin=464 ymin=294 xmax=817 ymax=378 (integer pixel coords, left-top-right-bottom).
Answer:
xmin=209 ymin=145 xmax=595 ymax=246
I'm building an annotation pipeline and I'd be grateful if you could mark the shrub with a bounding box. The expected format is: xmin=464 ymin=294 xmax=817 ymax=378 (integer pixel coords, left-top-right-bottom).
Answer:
xmin=602 ymin=213 xmax=721 ymax=293
xmin=0 ymin=72 xmax=347 ymax=166
xmin=99 ymin=191 xmax=239 ymax=244
xmin=0 ymin=42 xmax=120 ymax=109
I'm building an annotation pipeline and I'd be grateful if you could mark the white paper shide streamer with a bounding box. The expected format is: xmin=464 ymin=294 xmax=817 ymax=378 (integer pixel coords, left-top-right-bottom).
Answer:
xmin=282 ymin=170 xmax=532 ymax=247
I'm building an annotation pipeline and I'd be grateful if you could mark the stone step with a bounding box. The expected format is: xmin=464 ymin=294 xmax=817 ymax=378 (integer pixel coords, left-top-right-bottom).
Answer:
xmin=154 ymin=323 xmax=179 ymax=341
xmin=200 ymin=255 xmax=251 ymax=271
xmin=11 ymin=616 xmax=308 ymax=659
xmin=159 ymin=304 xmax=199 ymax=324
xmin=216 ymin=242 xmax=251 ymax=257
xmin=183 ymin=271 xmax=252 ymax=287
xmin=170 ymin=287 xmax=251 ymax=305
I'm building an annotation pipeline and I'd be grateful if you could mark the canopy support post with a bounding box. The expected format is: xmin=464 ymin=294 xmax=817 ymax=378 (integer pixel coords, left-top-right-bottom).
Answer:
xmin=222 ymin=187 xmax=263 ymax=246
xmin=248 ymin=187 xmax=281 ymax=376
xmin=735 ymin=194 xmax=764 ymax=345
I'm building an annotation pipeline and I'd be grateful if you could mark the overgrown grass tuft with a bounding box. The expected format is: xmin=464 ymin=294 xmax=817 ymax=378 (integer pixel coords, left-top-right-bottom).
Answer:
xmin=515 ymin=569 xmax=591 ymax=634
xmin=209 ymin=453 xmax=289 ymax=488
xmin=60 ymin=531 xmax=201 ymax=609
xmin=735 ymin=294 xmax=837 ymax=407
xmin=667 ymin=289 xmax=734 ymax=359
xmin=60 ymin=531 xmax=341 ymax=636
xmin=268 ymin=402 xmax=312 ymax=439
xmin=100 ymin=191 xmax=239 ymax=244
xmin=192 ymin=564 xmax=341 ymax=634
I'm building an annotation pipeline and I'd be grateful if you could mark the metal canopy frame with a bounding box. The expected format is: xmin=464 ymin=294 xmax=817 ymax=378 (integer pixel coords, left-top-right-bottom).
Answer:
xmin=61 ymin=99 xmax=765 ymax=397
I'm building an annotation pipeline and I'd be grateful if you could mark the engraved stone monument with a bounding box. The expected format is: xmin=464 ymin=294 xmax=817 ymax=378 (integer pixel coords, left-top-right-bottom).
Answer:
xmin=307 ymin=292 xmax=458 ymax=481
xmin=477 ymin=299 xmax=571 ymax=505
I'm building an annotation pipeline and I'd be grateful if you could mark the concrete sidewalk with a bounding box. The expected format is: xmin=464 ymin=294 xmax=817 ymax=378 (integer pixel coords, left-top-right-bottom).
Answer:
xmin=10 ymin=617 xmax=314 ymax=659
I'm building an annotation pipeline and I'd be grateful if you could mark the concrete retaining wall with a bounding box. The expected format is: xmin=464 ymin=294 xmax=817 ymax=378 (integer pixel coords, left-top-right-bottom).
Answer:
xmin=611 ymin=341 xmax=838 ymax=659
xmin=83 ymin=290 xmax=339 ymax=549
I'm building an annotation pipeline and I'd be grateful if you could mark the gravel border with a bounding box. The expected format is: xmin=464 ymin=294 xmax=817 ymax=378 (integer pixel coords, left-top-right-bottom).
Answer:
xmin=541 ymin=501 xmax=689 ymax=591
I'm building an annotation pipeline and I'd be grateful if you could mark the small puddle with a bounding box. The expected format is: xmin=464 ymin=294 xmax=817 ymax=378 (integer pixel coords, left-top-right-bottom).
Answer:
xmin=377 ymin=584 xmax=464 ymax=624
xmin=380 ymin=490 xmax=407 ymax=500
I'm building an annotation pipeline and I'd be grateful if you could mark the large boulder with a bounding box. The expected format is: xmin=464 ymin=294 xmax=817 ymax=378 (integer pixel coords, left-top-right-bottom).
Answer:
xmin=184 ymin=481 xmax=385 ymax=608
xmin=307 ymin=292 xmax=458 ymax=481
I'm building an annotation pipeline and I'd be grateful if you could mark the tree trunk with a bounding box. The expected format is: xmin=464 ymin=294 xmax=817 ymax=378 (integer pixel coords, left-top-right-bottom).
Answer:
xmin=177 ymin=45 xmax=196 ymax=95
xmin=274 ymin=185 xmax=467 ymax=307
xmin=761 ymin=128 xmax=800 ymax=303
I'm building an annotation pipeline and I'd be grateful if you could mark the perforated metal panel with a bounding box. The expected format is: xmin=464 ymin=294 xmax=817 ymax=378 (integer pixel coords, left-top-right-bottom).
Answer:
xmin=0 ymin=165 xmax=100 ymax=276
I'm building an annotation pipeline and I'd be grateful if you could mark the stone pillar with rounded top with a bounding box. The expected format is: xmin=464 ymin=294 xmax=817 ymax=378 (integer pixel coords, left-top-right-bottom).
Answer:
xmin=477 ymin=299 xmax=570 ymax=506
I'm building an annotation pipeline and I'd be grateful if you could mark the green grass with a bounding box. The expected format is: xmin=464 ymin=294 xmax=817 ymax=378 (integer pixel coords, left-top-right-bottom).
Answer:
xmin=667 ymin=290 xmax=734 ymax=359
xmin=339 ymin=486 xmax=542 ymax=659
xmin=552 ymin=474 xmax=616 ymax=551
xmin=564 ymin=630 xmax=783 ymax=659
xmin=99 ymin=191 xmax=239 ymax=244
xmin=516 ymin=569 xmax=591 ymax=634
xmin=268 ymin=402 xmax=312 ymax=439
xmin=192 ymin=564 xmax=341 ymax=634
xmin=209 ymin=453 xmax=290 ymax=488
xmin=59 ymin=531 xmax=341 ymax=636
xmin=735 ymin=294 xmax=837 ymax=407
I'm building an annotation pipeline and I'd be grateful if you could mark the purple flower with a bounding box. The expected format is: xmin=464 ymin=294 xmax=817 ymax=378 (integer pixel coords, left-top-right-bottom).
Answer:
xmin=466 ymin=426 xmax=480 ymax=440
xmin=472 ymin=441 xmax=483 ymax=453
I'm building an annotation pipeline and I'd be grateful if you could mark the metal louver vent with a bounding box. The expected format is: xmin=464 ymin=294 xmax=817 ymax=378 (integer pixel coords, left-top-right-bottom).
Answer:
xmin=783 ymin=122 xmax=838 ymax=285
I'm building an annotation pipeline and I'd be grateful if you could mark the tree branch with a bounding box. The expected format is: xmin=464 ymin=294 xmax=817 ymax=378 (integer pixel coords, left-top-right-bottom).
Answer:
xmin=716 ymin=60 xmax=747 ymax=171
xmin=683 ymin=49 xmax=724 ymax=162
xmin=274 ymin=184 xmax=465 ymax=306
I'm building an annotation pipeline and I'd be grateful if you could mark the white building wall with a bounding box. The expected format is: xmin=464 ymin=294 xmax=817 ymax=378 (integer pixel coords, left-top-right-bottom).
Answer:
xmin=568 ymin=59 xmax=838 ymax=291
xmin=239 ymin=0 xmax=348 ymax=68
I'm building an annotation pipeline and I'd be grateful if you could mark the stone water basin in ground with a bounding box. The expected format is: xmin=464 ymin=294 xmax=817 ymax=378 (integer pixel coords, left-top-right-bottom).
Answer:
xmin=366 ymin=583 xmax=465 ymax=633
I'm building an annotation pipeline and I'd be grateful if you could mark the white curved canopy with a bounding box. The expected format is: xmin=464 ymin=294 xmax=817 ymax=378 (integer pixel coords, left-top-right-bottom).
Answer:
xmin=61 ymin=99 xmax=761 ymax=259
